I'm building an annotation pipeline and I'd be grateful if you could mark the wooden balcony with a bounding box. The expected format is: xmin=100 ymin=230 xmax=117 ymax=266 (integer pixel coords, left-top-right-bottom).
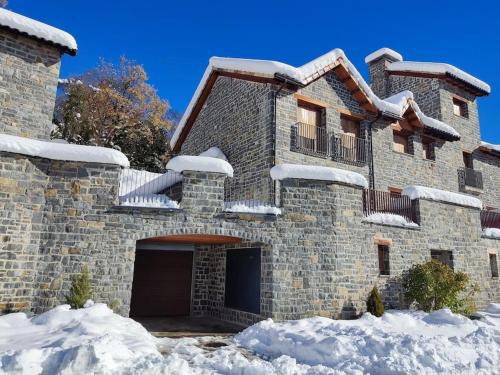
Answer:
xmin=481 ymin=209 xmax=500 ymax=229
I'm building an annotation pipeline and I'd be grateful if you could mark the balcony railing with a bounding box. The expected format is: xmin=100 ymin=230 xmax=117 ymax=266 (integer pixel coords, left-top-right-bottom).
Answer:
xmin=332 ymin=134 xmax=368 ymax=165
xmin=118 ymin=169 xmax=182 ymax=209
xmin=481 ymin=210 xmax=500 ymax=230
xmin=224 ymin=177 xmax=280 ymax=214
xmin=291 ymin=122 xmax=368 ymax=165
xmin=458 ymin=167 xmax=483 ymax=190
xmin=363 ymin=189 xmax=419 ymax=224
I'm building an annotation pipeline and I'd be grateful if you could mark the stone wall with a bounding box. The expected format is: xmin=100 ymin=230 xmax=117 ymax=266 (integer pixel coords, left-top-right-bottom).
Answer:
xmin=0 ymin=151 xmax=498 ymax=324
xmin=180 ymin=76 xmax=275 ymax=201
xmin=0 ymin=29 xmax=62 ymax=140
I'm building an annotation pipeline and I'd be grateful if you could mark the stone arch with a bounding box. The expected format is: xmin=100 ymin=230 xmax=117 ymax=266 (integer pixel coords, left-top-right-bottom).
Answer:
xmin=134 ymin=226 xmax=274 ymax=246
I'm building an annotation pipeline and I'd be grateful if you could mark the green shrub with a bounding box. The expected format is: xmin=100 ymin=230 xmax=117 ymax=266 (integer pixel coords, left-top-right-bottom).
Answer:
xmin=65 ymin=266 xmax=92 ymax=309
xmin=109 ymin=298 xmax=121 ymax=313
xmin=366 ymin=286 xmax=385 ymax=317
xmin=402 ymin=260 xmax=478 ymax=315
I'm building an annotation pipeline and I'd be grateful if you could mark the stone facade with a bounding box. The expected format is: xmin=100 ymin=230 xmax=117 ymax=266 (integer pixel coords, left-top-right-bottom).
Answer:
xmin=0 ymin=28 xmax=62 ymax=140
xmin=1 ymin=153 xmax=498 ymax=322
xmin=1 ymin=42 xmax=499 ymax=326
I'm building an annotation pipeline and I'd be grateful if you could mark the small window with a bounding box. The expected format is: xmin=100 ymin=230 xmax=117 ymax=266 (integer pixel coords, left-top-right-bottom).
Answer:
xmin=378 ymin=245 xmax=390 ymax=275
xmin=422 ymin=137 xmax=435 ymax=160
xmin=490 ymin=254 xmax=499 ymax=278
xmin=453 ymin=98 xmax=468 ymax=118
xmin=431 ymin=250 xmax=454 ymax=269
xmin=393 ymin=130 xmax=411 ymax=154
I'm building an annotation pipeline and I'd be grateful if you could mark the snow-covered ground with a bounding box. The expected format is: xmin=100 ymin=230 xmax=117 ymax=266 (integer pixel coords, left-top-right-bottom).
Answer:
xmin=0 ymin=302 xmax=499 ymax=375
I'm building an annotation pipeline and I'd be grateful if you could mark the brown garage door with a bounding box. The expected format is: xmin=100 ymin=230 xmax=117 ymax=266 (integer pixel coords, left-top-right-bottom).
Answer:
xmin=129 ymin=250 xmax=193 ymax=317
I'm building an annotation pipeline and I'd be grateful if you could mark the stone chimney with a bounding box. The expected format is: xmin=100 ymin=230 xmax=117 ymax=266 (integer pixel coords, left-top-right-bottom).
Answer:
xmin=365 ymin=48 xmax=402 ymax=99
xmin=0 ymin=9 xmax=76 ymax=140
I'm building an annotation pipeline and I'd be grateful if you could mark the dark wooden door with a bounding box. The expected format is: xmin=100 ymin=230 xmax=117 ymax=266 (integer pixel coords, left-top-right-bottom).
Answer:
xmin=130 ymin=250 xmax=193 ymax=317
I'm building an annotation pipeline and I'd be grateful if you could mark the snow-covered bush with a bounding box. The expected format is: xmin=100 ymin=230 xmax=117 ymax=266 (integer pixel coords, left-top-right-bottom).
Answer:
xmin=366 ymin=286 xmax=385 ymax=317
xmin=65 ymin=266 xmax=92 ymax=309
xmin=403 ymin=260 xmax=478 ymax=315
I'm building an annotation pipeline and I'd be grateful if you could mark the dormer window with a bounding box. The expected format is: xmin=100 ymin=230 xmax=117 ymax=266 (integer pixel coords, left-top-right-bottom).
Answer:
xmin=453 ymin=97 xmax=468 ymax=118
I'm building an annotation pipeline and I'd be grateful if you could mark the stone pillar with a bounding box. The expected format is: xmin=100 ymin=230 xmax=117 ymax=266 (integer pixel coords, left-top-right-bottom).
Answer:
xmin=180 ymin=170 xmax=225 ymax=215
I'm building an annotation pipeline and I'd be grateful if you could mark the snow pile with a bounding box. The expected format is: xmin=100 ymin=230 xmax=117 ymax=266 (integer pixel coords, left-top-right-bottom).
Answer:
xmin=481 ymin=141 xmax=500 ymax=153
xmin=1 ymin=303 xmax=499 ymax=374
xmin=166 ymin=155 xmax=233 ymax=177
xmin=365 ymin=47 xmax=403 ymax=63
xmin=402 ymin=185 xmax=483 ymax=209
xmin=387 ymin=61 xmax=491 ymax=94
xmin=483 ymin=227 xmax=500 ymax=239
xmin=0 ymin=8 xmax=77 ymax=54
xmin=119 ymin=194 xmax=179 ymax=209
xmin=224 ymin=201 xmax=281 ymax=215
xmin=0 ymin=133 xmax=129 ymax=167
xmin=364 ymin=213 xmax=419 ymax=228
xmin=198 ymin=146 xmax=228 ymax=161
xmin=236 ymin=308 xmax=500 ymax=374
xmin=383 ymin=91 xmax=460 ymax=139
xmin=0 ymin=303 xmax=163 ymax=374
xmin=270 ymin=163 xmax=368 ymax=188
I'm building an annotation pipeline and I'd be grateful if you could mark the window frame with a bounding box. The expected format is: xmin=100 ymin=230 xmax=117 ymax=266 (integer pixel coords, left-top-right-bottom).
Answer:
xmin=490 ymin=253 xmax=499 ymax=278
xmin=431 ymin=250 xmax=454 ymax=270
xmin=378 ymin=245 xmax=390 ymax=276
xmin=452 ymin=97 xmax=469 ymax=119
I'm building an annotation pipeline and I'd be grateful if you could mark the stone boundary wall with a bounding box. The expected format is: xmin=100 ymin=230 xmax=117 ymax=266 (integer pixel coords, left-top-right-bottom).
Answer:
xmin=0 ymin=152 xmax=498 ymax=324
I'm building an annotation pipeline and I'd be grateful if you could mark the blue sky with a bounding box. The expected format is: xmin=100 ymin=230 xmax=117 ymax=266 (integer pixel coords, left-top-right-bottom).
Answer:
xmin=10 ymin=0 xmax=500 ymax=142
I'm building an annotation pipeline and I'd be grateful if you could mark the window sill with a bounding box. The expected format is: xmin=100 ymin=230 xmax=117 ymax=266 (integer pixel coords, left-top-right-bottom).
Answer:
xmin=453 ymin=114 xmax=469 ymax=120
xmin=378 ymin=274 xmax=390 ymax=278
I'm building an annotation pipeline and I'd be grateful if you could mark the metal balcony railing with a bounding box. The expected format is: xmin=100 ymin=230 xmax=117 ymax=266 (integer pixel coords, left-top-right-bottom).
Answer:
xmin=481 ymin=210 xmax=500 ymax=230
xmin=118 ymin=168 xmax=182 ymax=209
xmin=363 ymin=189 xmax=419 ymax=224
xmin=458 ymin=167 xmax=483 ymax=190
xmin=332 ymin=133 xmax=368 ymax=165
xmin=224 ymin=177 xmax=280 ymax=214
xmin=291 ymin=123 xmax=368 ymax=165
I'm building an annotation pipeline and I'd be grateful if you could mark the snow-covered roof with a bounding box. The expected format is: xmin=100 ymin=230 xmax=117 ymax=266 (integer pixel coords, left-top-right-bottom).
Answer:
xmin=480 ymin=141 xmax=500 ymax=155
xmin=166 ymin=155 xmax=233 ymax=177
xmin=270 ymin=163 xmax=368 ymax=188
xmin=402 ymin=185 xmax=482 ymax=209
xmin=387 ymin=61 xmax=490 ymax=94
xmin=0 ymin=133 xmax=129 ymax=167
xmin=170 ymin=48 xmax=418 ymax=149
xmin=384 ymin=91 xmax=460 ymax=139
xmin=365 ymin=48 xmax=403 ymax=64
xmin=0 ymin=8 xmax=77 ymax=55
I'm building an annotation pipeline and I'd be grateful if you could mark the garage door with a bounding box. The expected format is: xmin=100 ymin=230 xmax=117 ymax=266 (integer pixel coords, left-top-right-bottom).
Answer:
xmin=129 ymin=250 xmax=193 ymax=317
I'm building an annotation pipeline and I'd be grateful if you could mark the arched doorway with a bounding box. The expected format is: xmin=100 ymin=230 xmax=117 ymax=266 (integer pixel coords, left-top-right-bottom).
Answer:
xmin=129 ymin=234 xmax=242 ymax=318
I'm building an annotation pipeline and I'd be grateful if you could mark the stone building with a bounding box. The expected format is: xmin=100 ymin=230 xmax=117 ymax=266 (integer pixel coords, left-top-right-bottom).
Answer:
xmin=0 ymin=9 xmax=498 ymax=326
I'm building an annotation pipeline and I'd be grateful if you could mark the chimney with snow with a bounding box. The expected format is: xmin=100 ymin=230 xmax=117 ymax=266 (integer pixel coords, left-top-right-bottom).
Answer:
xmin=365 ymin=48 xmax=402 ymax=99
xmin=0 ymin=8 xmax=77 ymax=140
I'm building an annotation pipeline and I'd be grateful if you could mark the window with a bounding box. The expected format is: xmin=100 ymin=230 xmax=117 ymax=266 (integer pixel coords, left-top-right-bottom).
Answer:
xmin=463 ymin=151 xmax=473 ymax=169
xmin=490 ymin=254 xmax=499 ymax=278
xmin=225 ymin=248 xmax=261 ymax=314
xmin=296 ymin=100 xmax=326 ymax=154
xmin=341 ymin=116 xmax=361 ymax=138
xmin=453 ymin=97 xmax=468 ymax=118
xmin=378 ymin=245 xmax=390 ymax=275
xmin=393 ymin=130 xmax=411 ymax=154
xmin=431 ymin=250 xmax=454 ymax=269
xmin=422 ymin=137 xmax=435 ymax=160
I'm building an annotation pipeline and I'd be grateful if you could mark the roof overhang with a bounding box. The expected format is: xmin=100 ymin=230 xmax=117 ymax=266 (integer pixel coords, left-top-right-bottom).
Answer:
xmin=387 ymin=70 xmax=489 ymax=97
